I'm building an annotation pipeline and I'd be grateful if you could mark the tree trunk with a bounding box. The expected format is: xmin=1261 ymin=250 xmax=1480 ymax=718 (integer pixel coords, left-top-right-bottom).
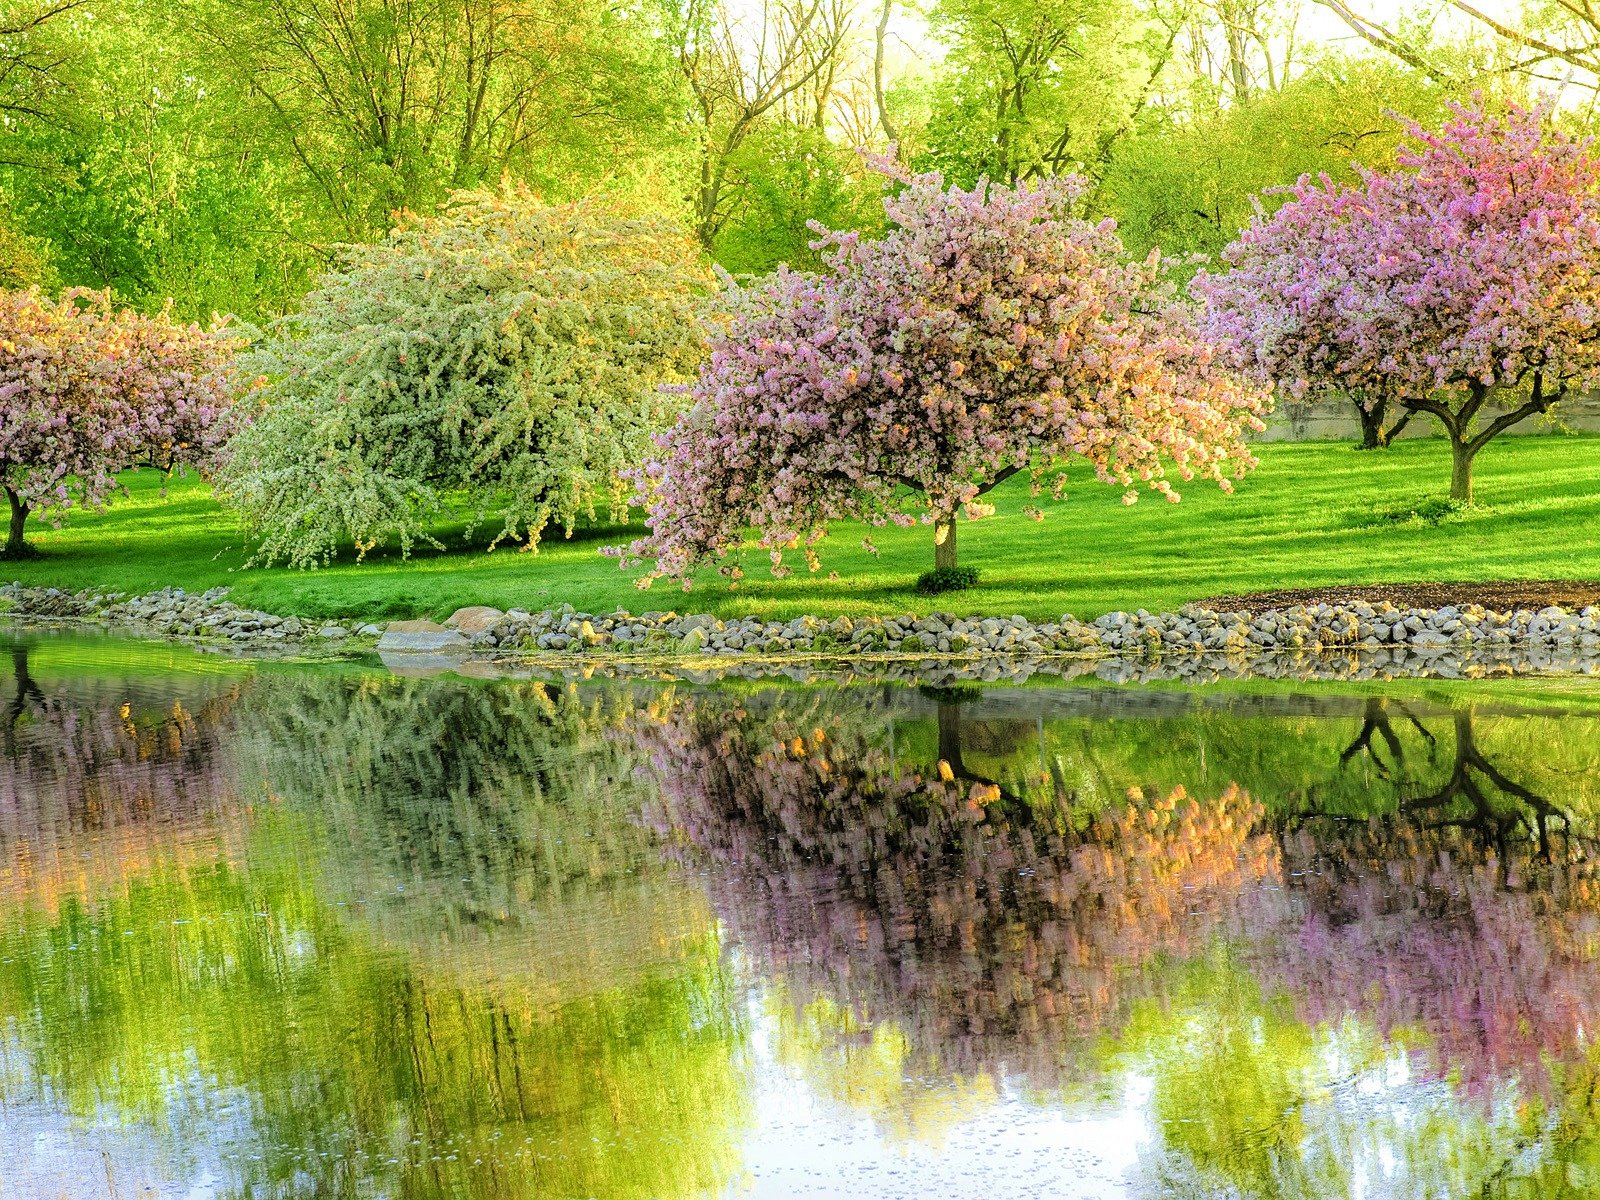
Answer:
xmin=934 ymin=515 xmax=957 ymax=571
xmin=936 ymin=700 xmax=964 ymax=778
xmin=4 ymin=488 xmax=27 ymax=556
xmin=873 ymin=0 xmax=897 ymax=142
xmin=1449 ymin=437 xmax=1475 ymax=503
xmin=1353 ymin=396 xmax=1412 ymax=449
xmin=1355 ymin=403 xmax=1384 ymax=450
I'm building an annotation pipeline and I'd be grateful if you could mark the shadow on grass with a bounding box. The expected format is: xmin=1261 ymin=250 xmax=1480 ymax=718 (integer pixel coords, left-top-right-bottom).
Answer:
xmin=268 ymin=518 xmax=641 ymax=571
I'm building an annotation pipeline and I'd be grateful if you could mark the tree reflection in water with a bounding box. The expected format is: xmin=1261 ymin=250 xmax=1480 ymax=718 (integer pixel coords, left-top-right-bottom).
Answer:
xmin=636 ymin=689 xmax=1283 ymax=1104
xmin=5 ymin=643 xmax=1600 ymax=1197
xmin=0 ymin=639 xmax=248 ymax=914
xmin=0 ymin=653 xmax=751 ymax=1200
xmin=1276 ymin=705 xmax=1600 ymax=1096
xmin=637 ymin=684 xmax=1600 ymax=1194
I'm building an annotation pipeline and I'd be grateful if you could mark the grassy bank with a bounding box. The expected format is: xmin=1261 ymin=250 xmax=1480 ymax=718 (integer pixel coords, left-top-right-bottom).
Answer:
xmin=4 ymin=435 xmax=1598 ymax=623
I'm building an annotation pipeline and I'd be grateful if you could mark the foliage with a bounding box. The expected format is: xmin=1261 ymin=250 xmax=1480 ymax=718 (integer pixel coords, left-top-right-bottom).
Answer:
xmin=165 ymin=0 xmax=688 ymax=241
xmin=618 ymin=162 xmax=1267 ymax=586
xmin=0 ymin=2 xmax=313 ymax=320
xmin=217 ymin=188 xmax=709 ymax=569
xmin=915 ymin=0 xmax=1156 ymax=185
xmin=712 ymin=124 xmax=886 ymax=275
xmin=0 ymin=287 xmax=242 ymax=553
xmin=0 ymin=212 xmax=54 ymax=291
xmin=915 ymin=565 xmax=979 ymax=595
xmin=0 ymin=0 xmax=694 ymax=323
xmin=1101 ymin=54 xmax=1457 ymax=264
xmin=1198 ymin=99 xmax=1600 ymax=500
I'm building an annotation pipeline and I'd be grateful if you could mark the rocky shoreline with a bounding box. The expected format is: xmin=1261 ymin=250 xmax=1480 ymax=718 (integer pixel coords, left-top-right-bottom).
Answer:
xmin=4 ymin=582 xmax=1600 ymax=674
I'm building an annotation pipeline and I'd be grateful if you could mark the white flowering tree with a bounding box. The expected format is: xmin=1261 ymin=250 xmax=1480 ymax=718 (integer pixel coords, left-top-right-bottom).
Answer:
xmin=219 ymin=187 xmax=709 ymax=568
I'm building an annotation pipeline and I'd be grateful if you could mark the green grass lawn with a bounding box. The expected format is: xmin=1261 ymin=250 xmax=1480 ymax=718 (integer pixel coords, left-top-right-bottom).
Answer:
xmin=4 ymin=434 xmax=1598 ymax=623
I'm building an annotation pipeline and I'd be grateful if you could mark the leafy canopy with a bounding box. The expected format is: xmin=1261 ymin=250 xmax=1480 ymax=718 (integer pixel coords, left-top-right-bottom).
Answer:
xmin=617 ymin=162 xmax=1268 ymax=586
xmin=218 ymin=187 xmax=710 ymax=569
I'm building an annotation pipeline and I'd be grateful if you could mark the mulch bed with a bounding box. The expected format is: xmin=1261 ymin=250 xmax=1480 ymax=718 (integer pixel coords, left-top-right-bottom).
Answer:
xmin=1200 ymin=580 xmax=1600 ymax=614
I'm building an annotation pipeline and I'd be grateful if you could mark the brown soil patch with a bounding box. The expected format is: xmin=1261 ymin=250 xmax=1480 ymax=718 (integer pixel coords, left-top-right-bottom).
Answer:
xmin=1200 ymin=580 xmax=1600 ymax=614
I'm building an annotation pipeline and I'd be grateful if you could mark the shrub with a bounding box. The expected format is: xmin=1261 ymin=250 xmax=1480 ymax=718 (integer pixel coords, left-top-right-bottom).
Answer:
xmin=915 ymin=566 xmax=980 ymax=595
xmin=218 ymin=186 xmax=709 ymax=568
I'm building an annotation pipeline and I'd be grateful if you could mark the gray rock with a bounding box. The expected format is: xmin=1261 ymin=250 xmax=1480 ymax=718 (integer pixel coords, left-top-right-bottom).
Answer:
xmin=376 ymin=619 xmax=468 ymax=654
xmin=445 ymin=606 xmax=505 ymax=636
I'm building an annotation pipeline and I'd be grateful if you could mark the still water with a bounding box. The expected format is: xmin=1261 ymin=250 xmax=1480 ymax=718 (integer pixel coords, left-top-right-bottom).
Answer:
xmin=3 ymin=632 xmax=1600 ymax=1198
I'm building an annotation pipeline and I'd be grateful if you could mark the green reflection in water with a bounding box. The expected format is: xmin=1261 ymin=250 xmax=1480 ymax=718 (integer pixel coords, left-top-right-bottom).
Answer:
xmin=0 ymin=643 xmax=750 ymax=1199
xmin=1108 ymin=945 xmax=1600 ymax=1200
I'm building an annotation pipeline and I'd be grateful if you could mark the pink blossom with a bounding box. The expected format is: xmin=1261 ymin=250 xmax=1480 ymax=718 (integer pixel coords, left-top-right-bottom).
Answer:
xmin=0 ymin=289 xmax=245 ymax=534
xmin=616 ymin=164 xmax=1267 ymax=583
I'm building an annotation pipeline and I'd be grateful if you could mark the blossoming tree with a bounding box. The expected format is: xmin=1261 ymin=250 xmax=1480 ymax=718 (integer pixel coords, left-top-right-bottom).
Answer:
xmin=1199 ymin=101 xmax=1600 ymax=502
xmin=0 ymin=289 xmax=241 ymax=557
xmin=616 ymin=164 xmax=1268 ymax=587
xmin=218 ymin=187 xmax=707 ymax=568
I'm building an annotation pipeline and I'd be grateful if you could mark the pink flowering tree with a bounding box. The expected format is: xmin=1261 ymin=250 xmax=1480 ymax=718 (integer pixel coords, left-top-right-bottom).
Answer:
xmin=1199 ymin=100 xmax=1600 ymax=501
xmin=615 ymin=164 xmax=1268 ymax=587
xmin=0 ymin=289 xmax=242 ymax=557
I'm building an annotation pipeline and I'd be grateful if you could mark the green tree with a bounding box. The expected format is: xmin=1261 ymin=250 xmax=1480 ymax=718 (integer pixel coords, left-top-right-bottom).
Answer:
xmin=168 ymin=0 xmax=688 ymax=241
xmin=218 ymin=186 xmax=709 ymax=567
xmin=0 ymin=1 xmax=310 ymax=319
xmin=669 ymin=0 xmax=854 ymax=252
xmin=711 ymin=123 xmax=884 ymax=274
xmin=915 ymin=0 xmax=1164 ymax=185
xmin=1101 ymin=55 xmax=1454 ymax=264
xmin=0 ymin=209 xmax=53 ymax=288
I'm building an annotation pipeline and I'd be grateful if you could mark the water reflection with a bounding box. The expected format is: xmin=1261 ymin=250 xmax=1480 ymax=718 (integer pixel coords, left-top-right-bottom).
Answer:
xmin=636 ymin=690 xmax=1280 ymax=1094
xmin=3 ymin=634 xmax=1600 ymax=1195
xmin=0 ymin=643 xmax=750 ymax=1200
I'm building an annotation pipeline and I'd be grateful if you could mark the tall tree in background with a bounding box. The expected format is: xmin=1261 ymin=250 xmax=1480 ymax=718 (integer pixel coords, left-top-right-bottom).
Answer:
xmin=168 ymin=0 xmax=686 ymax=240
xmin=670 ymin=0 xmax=855 ymax=251
xmin=0 ymin=0 xmax=85 ymax=161
xmin=1150 ymin=0 xmax=1309 ymax=107
xmin=0 ymin=2 xmax=310 ymax=318
xmin=1315 ymin=0 xmax=1600 ymax=92
xmin=1101 ymin=54 xmax=1454 ymax=263
xmin=917 ymin=0 xmax=1164 ymax=184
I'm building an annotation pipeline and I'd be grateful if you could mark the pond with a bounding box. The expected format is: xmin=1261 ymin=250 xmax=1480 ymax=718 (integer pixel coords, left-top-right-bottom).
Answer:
xmin=3 ymin=631 xmax=1600 ymax=1198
